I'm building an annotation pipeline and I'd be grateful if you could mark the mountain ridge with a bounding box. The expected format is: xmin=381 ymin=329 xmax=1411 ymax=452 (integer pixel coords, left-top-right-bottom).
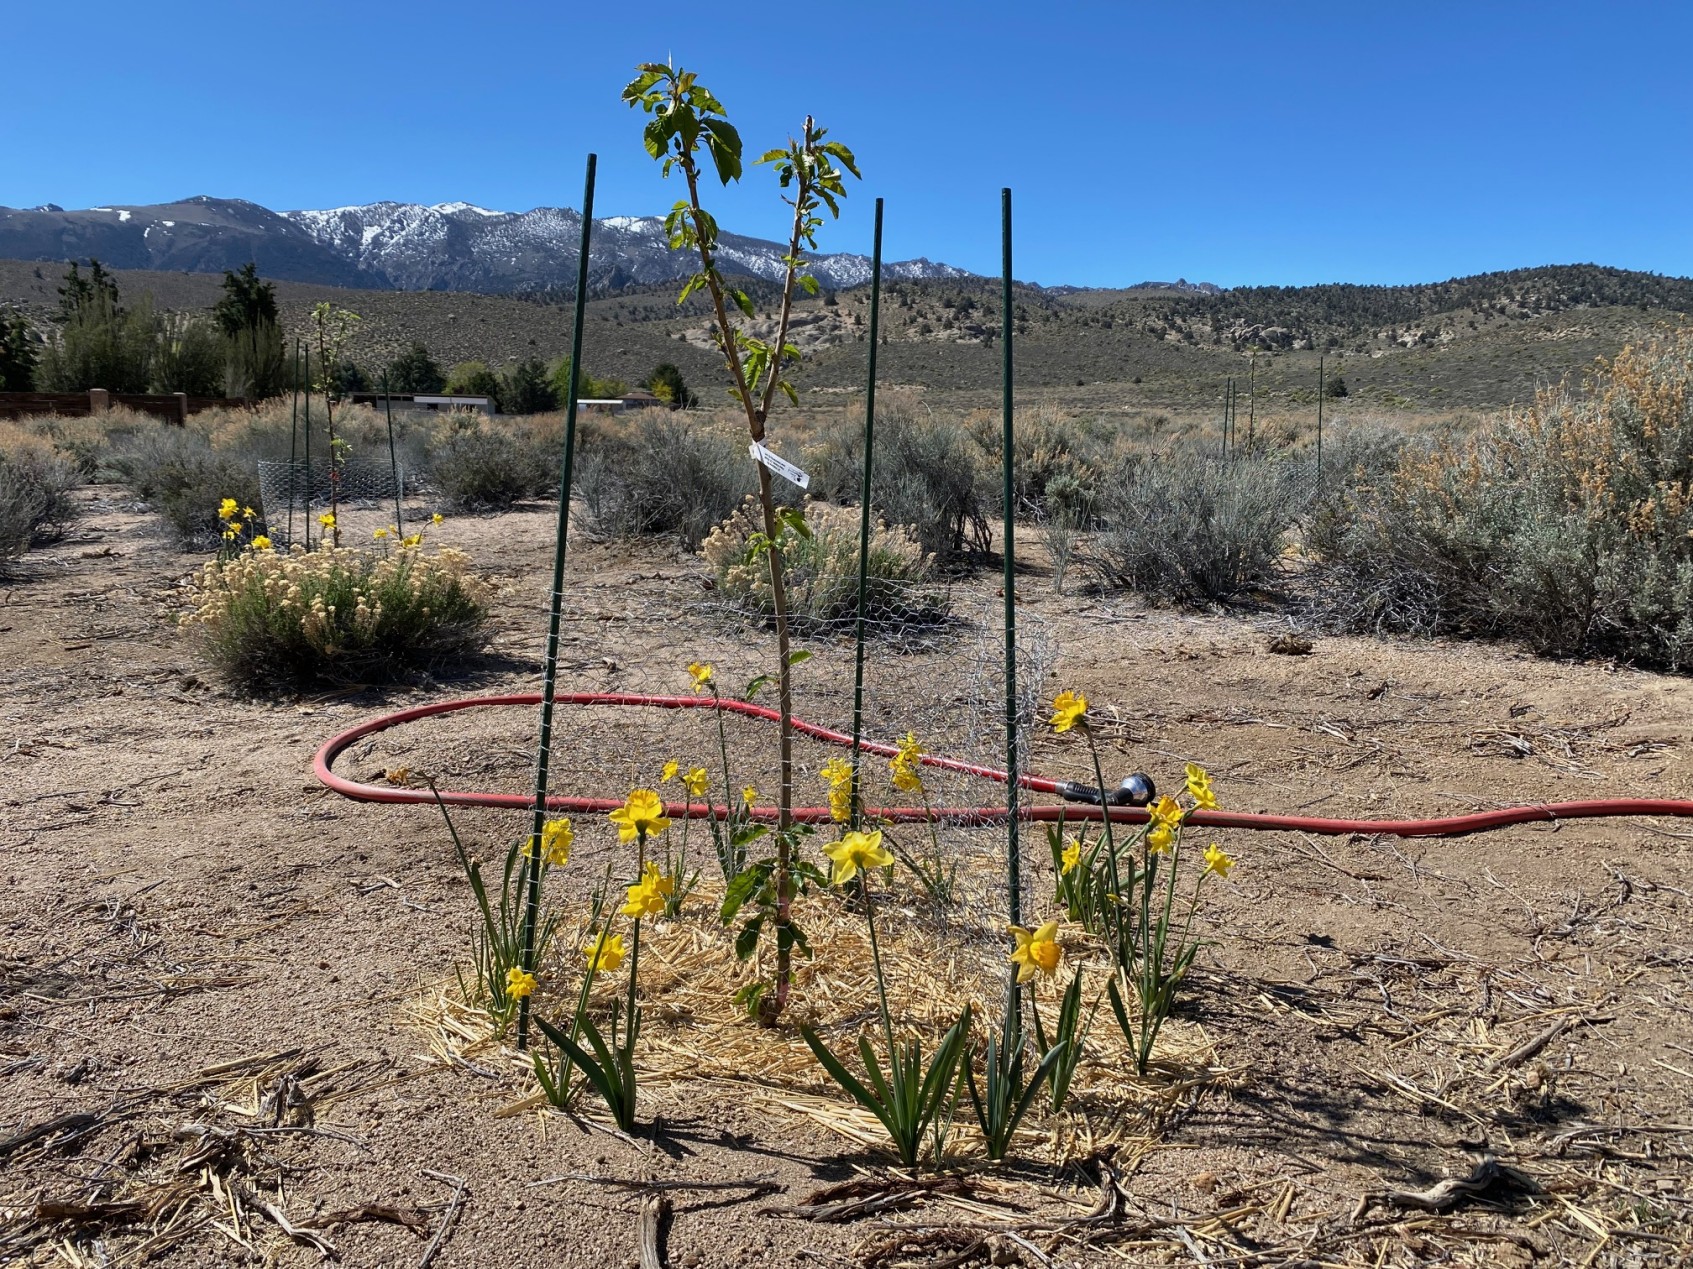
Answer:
xmin=0 ymin=195 xmax=974 ymax=295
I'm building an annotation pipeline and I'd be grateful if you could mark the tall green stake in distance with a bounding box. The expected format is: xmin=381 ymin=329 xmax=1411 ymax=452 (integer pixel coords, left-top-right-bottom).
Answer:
xmin=848 ymin=199 xmax=885 ymax=832
xmin=1316 ymin=354 xmax=1326 ymax=481
xmin=516 ymin=153 xmax=598 ymax=1050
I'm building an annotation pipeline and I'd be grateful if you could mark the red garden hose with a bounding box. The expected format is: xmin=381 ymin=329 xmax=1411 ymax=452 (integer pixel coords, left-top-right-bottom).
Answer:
xmin=313 ymin=692 xmax=1693 ymax=839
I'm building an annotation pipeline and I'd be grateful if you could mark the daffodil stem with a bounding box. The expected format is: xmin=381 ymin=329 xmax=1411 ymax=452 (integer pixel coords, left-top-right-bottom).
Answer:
xmin=1085 ymin=729 xmax=1130 ymax=967
xmin=861 ymin=874 xmax=898 ymax=1062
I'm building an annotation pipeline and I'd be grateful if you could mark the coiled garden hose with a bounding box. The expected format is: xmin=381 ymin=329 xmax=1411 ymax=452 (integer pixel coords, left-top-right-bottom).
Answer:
xmin=314 ymin=692 xmax=1693 ymax=839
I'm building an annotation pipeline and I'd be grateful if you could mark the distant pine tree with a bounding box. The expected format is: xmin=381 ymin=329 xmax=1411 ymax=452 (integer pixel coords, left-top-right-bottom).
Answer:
xmin=502 ymin=357 xmax=558 ymax=414
xmin=643 ymin=362 xmax=696 ymax=408
xmin=212 ymin=263 xmax=279 ymax=336
xmin=385 ymin=341 xmax=445 ymax=394
xmin=0 ymin=313 xmax=38 ymax=391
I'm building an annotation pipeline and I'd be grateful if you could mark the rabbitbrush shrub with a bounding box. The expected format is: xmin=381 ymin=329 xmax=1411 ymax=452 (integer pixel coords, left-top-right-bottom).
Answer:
xmin=426 ymin=421 xmax=555 ymax=512
xmin=701 ymin=497 xmax=947 ymax=631
xmin=183 ymin=541 xmax=492 ymax=685
xmin=1308 ymin=333 xmax=1693 ymax=669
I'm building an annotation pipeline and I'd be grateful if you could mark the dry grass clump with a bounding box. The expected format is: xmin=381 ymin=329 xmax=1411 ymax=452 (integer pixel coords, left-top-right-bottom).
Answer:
xmin=181 ymin=540 xmax=492 ymax=685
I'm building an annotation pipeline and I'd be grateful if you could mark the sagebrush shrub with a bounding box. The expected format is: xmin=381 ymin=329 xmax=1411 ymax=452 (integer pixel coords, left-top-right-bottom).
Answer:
xmin=701 ymin=497 xmax=947 ymax=631
xmin=1307 ymin=334 xmax=1693 ymax=668
xmin=111 ymin=425 xmax=265 ymax=546
xmin=1086 ymin=449 xmax=1306 ymax=603
xmin=805 ymin=399 xmax=989 ymax=565
xmin=970 ymin=403 xmax=1115 ymax=525
xmin=577 ymin=412 xmax=759 ymax=549
xmin=0 ymin=427 xmax=82 ymax=562
xmin=182 ymin=541 xmax=492 ymax=685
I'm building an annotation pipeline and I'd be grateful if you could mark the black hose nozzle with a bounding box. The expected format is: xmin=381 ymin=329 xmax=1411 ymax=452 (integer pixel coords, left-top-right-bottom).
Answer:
xmin=1055 ymin=773 xmax=1156 ymax=808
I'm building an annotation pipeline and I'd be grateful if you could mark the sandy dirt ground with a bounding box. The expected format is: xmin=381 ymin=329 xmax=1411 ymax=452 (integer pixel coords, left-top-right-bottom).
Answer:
xmin=3 ymin=487 xmax=1692 ymax=1267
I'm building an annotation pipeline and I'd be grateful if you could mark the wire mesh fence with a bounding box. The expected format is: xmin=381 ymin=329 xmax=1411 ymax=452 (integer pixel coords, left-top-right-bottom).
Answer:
xmin=257 ymin=459 xmax=408 ymax=548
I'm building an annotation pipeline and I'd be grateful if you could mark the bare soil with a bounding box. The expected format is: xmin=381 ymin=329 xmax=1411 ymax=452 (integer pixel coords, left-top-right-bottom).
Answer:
xmin=3 ymin=489 xmax=1691 ymax=1267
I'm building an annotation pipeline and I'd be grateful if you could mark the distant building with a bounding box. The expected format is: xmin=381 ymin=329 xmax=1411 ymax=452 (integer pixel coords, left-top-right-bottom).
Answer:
xmin=579 ymin=388 xmax=671 ymax=415
xmin=351 ymin=392 xmax=499 ymax=415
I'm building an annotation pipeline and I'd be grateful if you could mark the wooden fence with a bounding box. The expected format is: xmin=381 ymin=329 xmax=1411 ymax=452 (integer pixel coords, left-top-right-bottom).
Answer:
xmin=0 ymin=389 xmax=249 ymax=424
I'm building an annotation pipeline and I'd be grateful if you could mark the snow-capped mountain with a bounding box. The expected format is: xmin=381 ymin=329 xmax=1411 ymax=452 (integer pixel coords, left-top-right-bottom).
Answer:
xmin=0 ymin=195 xmax=973 ymax=294
xmin=280 ymin=200 xmax=973 ymax=292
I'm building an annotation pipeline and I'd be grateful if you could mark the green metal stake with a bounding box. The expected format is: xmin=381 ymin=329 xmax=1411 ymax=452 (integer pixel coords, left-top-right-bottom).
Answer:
xmin=286 ymin=341 xmax=300 ymax=547
xmin=516 ymin=153 xmax=597 ymax=1051
xmin=1001 ymin=187 xmax=1021 ymax=932
xmin=302 ymin=341 xmax=312 ymax=547
xmin=848 ymin=198 xmax=885 ymax=832
xmin=382 ymin=371 xmax=404 ymax=536
xmin=1316 ymin=354 xmax=1325 ymax=482
xmin=1247 ymin=355 xmax=1256 ymax=451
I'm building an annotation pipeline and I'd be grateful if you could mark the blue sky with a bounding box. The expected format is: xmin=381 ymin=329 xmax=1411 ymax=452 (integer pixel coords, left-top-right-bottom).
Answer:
xmin=8 ymin=2 xmax=1691 ymax=288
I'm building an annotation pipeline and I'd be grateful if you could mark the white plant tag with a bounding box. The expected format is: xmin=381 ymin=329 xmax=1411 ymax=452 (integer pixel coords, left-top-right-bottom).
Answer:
xmin=749 ymin=441 xmax=810 ymax=491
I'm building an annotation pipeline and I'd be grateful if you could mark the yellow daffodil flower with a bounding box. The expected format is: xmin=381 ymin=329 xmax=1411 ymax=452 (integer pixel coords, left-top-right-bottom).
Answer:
xmin=218 ymin=498 xmax=240 ymax=521
xmin=317 ymin=511 xmax=336 ymax=529
xmin=683 ymin=767 xmax=709 ymax=798
xmin=1051 ymin=690 xmax=1087 ymax=733
xmin=621 ymin=861 xmax=675 ymax=918
xmin=1060 ymin=839 xmax=1082 ymax=875
xmin=687 ymin=661 xmax=714 ymax=694
xmin=823 ymin=829 xmax=893 ymax=886
xmin=661 ymin=759 xmax=680 ymax=783
xmin=1009 ymin=920 xmax=1062 ymax=982
xmin=401 ymin=533 xmax=423 ymax=548
xmin=1149 ymin=795 xmax=1184 ymax=828
xmin=1147 ymin=822 xmax=1173 ymax=854
xmin=821 ymin=757 xmax=855 ymax=821
xmin=1185 ymin=763 xmax=1218 ymax=810
xmin=242 ymin=506 xmax=256 ymax=519
xmin=431 ymin=512 xmax=444 ymax=525
xmin=742 ymin=785 xmax=758 ymax=809
xmin=539 ymin=818 xmax=574 ymax=867
xmin=583 ymin=931 xmax=626 ymax=973
xmin=608 ymin=789 xmax=670 ymax=842
xmin=374 ymin=527 xmax=390 ymax=540
xmin=890 ymin=732 xmax=925 ymax=793
xmin=1204 ymin=843 xmax=1236 ymax=879
xmin=505 ymin=966 xmax=537 ymax=999
xmin=250 ymin=535 xmax=273 ymax=550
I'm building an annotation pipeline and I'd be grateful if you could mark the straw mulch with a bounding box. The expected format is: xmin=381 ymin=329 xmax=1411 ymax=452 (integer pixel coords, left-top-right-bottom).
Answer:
xmin=412 ymin=881 xmax=1240 ymax=1171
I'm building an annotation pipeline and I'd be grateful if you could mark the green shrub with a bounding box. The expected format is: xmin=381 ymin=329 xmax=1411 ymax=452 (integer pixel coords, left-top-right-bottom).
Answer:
xmin=1307 ymin=334 xmax=1693 ymax=668
xmin=700 ymin=497 xmax=947 ymax=631
xmin=182 ymin=541 xmax=492 ymax=686
xmin=426 ymin=423 xmax=555 ymax=511
xmin=1085 ymin=448 xmax=1307 ymax=603
xmin=577 ymin=412 xmax=759 ymax=549
xmin=805 ymin=398 xmax=990 ymax=566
